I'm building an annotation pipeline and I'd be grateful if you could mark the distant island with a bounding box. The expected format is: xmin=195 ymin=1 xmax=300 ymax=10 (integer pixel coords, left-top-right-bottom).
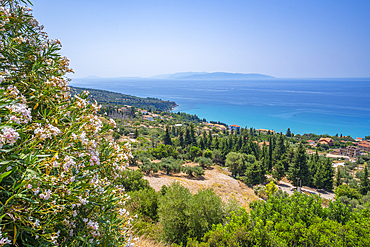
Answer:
xmin=150 ymin=72 xmax=275 ymax=80
xmin=75 ymin=72 xmax=275 ymax=81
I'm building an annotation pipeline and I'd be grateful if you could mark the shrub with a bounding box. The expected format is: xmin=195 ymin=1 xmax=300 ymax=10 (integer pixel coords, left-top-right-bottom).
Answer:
xmin=183 ymin=165 xmax=205 ymax=177
xmin=194 ymin=156 xmax=213 ymax=169
xmin=0 ymin=2 xmax=133 ymax=245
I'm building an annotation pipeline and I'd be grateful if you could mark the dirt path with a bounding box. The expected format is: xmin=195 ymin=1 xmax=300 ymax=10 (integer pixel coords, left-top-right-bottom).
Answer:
xmin=143 ymin=166 xmax=258 ymax=208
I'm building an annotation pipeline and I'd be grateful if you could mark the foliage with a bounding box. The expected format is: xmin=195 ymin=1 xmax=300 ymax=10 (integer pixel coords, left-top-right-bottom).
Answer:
xmin=119 ymin=169 xmax=150 ymax=192
xmin=159 ymin=157 xmax=183 ymax=175
xmin=183 ymin=165 xmax=204 ymax=177
xmin=0 ymin=1 xmax=133 ymax=245
xmin=194 ymin=156 xmax=213 ymax=169
xmin=287 ymin=143 xmax=311 ymax=186
xmin=149 ymin=144 xmax=178 ymax=159
xmin=190 ymin=192 xmax=370 ymax=246
xmin=71 ymin=86 xmax=176 ymax=111
xmin=335 ymin=184 xmax=362 ymax=200
xmin=360 ymin=162 xmax=370 ymax=195
xmin=265 ymin=181 xmax=278 ymax=197
xmin=158 ymin=182 xmax=192 ymax=244
xmin=158 ymin=183 xmax=227 ymax=245
xmin=185 ymin=189 xmax=224 ymax=241
xmin=127 ymin=188 xmax=159 ymax=222
xmin=225 ymin=152 xmax=247 ymax=177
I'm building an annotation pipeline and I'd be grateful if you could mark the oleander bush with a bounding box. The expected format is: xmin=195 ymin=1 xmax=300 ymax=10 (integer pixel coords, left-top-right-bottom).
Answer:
xmin=0 ymin=0 xmax=133 ymax=246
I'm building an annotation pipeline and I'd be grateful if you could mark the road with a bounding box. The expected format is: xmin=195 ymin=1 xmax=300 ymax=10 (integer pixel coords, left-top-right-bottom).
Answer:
xmin=278 ymin=181 xmax=335 ymax=201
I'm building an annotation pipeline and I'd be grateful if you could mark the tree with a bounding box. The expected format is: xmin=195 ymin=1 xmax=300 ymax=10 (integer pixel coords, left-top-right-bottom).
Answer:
xmin=0 ymin=1 xmax=132 ymax=245
xmin=265 ymin=181 xmax=278 ymax=197
xmin=163 ymin=125 xmax=172 ymax=145
xmin=225 ymin=152 xmax=247 ymax=177
xmin=272 ymin=160 xmax=286 ymax=181
xmin=244 ymin=159 xmax=266 ymax=186
xmin=335 ymin=167 xmax=343 ymax=187
xmin=134 ymin=128 xmax=139 ymax=138
xmin=185 ymin=189 xmax=224 ymax=241
xmin=360 ymin=162 xmax=370 ymax=195
xmin=194 ymin=156 xmax=213 ymax=169
xmin=322 ymin=158 xmax=334 ymax=191
xmin=334 ymin=184 xmax=361 ymax=200
xmin=179 ymin=128 xmax=184 ymax=147
xmin=158 ymin=183 xmax=192 ymax=244
xmin=190 ymin=146 xmax=202 ymax=161
xmin=287 ymin=143 xmax=311 ymax=186
xmin=183 ymin=166 xmax=204 ymax=177
xmin=286 ymin=128 xmax=292 ymax=137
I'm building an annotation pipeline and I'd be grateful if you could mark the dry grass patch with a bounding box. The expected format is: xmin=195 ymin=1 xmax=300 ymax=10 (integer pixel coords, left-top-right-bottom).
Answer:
xmin=144 ymin=166 xmax=258 ymax=209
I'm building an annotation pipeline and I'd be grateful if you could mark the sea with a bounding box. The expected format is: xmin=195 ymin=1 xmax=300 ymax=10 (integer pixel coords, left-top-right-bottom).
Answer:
xmin=70 ymin=78 xmax=370 ymax=138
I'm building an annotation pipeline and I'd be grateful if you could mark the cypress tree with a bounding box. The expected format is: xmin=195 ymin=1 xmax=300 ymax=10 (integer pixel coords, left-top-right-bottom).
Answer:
xmin=268 ymin=136 xmax=273 ymax=171
xmin=322 ymin=158 xmax=334 ymax=191
xmin=179 ymin=129 xmax=184 ymax=147
xmin=190 ymin=124 xmax=196 ymax=145
xmin=185 ymin=127 xmax=191 ymax=145
xmin=287 ymin=143 xmax=310 ymax=186
xmin=164 ymin=126 xmax=172 ymax=145
xmin=272 ymin=160 xmax=286 ymax=181
xmin=208 ymin=131 xmax=213 ymax=149
xmin=360 ymin=162 xmax=370 ymax=195
xmin=335 ymin=167 xmax=343 ymax=187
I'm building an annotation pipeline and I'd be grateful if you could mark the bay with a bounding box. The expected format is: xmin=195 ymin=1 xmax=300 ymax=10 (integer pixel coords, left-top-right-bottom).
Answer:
xmin=70 ymin=78 xmax=370 ymax=138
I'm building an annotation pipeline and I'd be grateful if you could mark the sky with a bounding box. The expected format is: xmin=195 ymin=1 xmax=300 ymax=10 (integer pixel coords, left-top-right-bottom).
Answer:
xmin=31 ymin=0 xmax=370 ymax=79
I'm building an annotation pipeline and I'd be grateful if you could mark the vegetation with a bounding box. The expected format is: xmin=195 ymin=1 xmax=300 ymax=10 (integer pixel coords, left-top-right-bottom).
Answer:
xmin=71 ymin=86 xmax=177 ymax=111
xmin=0 ymin=1 xmax=132 ymax=245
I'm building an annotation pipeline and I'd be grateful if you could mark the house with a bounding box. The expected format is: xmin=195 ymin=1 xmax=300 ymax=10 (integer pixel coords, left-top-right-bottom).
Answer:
xmin=256 ymin=129 xmax=276 ymax=134
xmin=356 ymin=137 xmax=364 ymax=142
xmin=359 ymin=141 xmax=370 ymax=152
xmin=143 ymin=115 xmax=153 ymax=121
xmin=318 ymin=138 xmax=334 ymax=146
xmin=138 ymin=109 xmax=148 ymax=114
xmin=174 ymin=124 xmax=183 ymax=127
xmin=214 ymin=124 xmax=226 ymax=131
xmin=258 ymin=142 xmax=270 ymax=149
xmin=307 ymin=140 xmax=316 ymax=146
xmin=339 ymin=146 xmax=360 ymax=157
xmin=229 ymin=124 xmax=240 ymax=131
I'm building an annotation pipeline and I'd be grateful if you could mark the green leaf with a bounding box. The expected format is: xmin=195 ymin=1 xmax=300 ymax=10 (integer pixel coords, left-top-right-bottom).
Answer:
xmin=0 ymin=170 xmax=12 ymax=183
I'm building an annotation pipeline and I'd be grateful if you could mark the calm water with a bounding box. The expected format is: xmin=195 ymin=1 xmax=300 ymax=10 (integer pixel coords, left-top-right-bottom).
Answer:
xmin=70 ymin=78 xmax=370 ymax=138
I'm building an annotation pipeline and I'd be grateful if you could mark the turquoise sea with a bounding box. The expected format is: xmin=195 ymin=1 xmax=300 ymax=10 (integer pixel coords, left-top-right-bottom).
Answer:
xmin=70 ymin=78 xmax=370 ymax=138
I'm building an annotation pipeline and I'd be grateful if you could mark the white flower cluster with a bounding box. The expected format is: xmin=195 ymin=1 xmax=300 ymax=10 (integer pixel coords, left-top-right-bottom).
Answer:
xmin=6 ymin=103 xmax=32 ymax=124
xmin=34 ymin=123 xmax=61 ymax=140
xmin=0 ymin=228 xmax=11 ymax=246
xmin=0 ymin=127 xmax=19 ymax=148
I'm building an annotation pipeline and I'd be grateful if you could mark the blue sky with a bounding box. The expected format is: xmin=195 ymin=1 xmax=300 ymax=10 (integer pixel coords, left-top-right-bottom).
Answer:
xmin=32 ymin=0 xmax=370 ymax=78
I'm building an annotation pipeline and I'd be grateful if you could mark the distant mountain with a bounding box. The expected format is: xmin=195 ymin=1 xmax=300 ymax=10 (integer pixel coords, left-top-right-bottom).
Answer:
xmin=74 ymin=72 xmax=274 ymax=81
xmin=150 ymin=72 xmax=274 ymax=80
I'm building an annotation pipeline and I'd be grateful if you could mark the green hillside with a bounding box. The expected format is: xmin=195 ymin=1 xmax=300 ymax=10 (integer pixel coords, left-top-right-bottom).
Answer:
xmin=70 ymin=86 xmax=177 ymax=111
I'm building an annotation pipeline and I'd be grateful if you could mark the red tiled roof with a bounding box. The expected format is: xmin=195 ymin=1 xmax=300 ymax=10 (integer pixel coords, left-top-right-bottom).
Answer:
xmin=230 ymin=124 xmax=240 ymax=127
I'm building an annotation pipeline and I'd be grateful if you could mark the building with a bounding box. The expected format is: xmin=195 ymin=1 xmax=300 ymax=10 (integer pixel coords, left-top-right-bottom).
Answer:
xmin=356 ymin=137 xmax=364 ymax=142
xmin=318 ymin=138 xmax=334 ymax=146
xmin=359 ymin=141 xmax=370 ymax=152
xmin=138 ymin=109 xmax=148 ymax=114
xmin=143 ymin=115 xmax=153 ymax=121
xmin=307 ymin=140 xmax=316 ymax=146
xmin=256 ymin=129 xmax=276 ymax=134
xmin=258 ymin=141 xmax=270 ymax=149
xmin=339 ymin=146 xmax=360 ymax=157
xmin=229 ymin=124 xmax=240 ymax=131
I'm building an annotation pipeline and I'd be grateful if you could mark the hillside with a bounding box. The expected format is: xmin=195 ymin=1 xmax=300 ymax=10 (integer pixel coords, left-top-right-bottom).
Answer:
xmin=70 ymin=86 xmax=177 ymax=111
